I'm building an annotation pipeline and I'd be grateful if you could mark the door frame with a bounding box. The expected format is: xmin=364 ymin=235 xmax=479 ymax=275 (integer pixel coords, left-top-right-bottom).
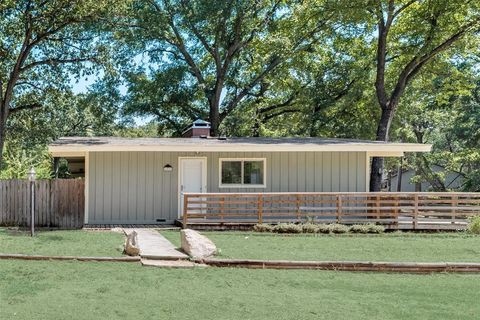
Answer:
xmin=178 ymin=157 xmax=208 ymax=218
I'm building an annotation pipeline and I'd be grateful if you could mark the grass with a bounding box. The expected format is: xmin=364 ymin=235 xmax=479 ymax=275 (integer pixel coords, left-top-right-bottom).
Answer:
xmin=161 ymin=230 xmax=480 ymax=262
xmin=1 ymin=260 xmax=479 ymax=320
xmin=0 ymin=228 xmax=125 ymax=257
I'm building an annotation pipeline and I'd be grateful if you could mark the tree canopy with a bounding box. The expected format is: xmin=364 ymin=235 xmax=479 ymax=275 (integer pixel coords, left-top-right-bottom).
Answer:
xmin=0 ymin=0 xmax=479 ymax=191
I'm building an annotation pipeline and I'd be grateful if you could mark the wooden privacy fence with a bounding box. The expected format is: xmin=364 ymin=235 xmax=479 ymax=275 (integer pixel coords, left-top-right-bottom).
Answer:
xmin=182 ymin=192 xmax=480 ymax=230
xmin=0 ymin=179 xmax=84 ymax=229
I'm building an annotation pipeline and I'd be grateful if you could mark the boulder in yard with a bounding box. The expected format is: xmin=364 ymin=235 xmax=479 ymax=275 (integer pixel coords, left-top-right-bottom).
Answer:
xmin=124 ymin=231 xmax=140 ymax=256
xmin=181 ymin=229 xmax=217 ymax=259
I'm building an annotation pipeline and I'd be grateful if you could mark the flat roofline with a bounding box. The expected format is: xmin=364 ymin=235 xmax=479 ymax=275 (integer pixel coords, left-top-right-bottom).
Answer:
xmin=49 ymin=137 xmax=431 ymax=157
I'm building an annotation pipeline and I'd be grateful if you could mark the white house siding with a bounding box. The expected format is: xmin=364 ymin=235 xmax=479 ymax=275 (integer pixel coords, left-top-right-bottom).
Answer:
xmin=87 ymin=151 xmax=367 ymax=224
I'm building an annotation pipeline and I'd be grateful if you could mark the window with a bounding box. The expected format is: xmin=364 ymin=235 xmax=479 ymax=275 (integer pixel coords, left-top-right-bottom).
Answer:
xmin=219 ymin=159 xmax=266 ymax=188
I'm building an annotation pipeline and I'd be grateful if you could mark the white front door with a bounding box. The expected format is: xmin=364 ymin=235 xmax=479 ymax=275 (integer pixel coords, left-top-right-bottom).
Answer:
xmin=179 ymin=158 xmax=207 ymax=217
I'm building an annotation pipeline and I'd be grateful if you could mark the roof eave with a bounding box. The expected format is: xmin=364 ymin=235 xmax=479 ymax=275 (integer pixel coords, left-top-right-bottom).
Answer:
xmin=48 ymin=143 xmax=432 ymax=156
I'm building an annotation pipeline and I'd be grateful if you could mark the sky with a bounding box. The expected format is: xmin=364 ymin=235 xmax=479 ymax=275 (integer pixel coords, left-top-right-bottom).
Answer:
xmin=71 ymin=75 xmax=152 ymax=125
xmin=71 ymin=76 xmax=95 ymax=94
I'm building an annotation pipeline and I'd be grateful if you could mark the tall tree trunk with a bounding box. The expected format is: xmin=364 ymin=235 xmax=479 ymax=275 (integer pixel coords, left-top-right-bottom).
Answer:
xmin=0 ymin=122 xmax=5 ymax=171
xmin=396 ymin=157 xmax=403 ymax=192
xmin=370 ymin=157 xmax=384 ymax=191
xmin=208 ymin=97 xmax=221 ymax=137
xmin=0 ymin=100 xmax=8 ymax=171
xmin=370 ymin=106 xmax=395 ymax=191
xmin=208 ymin=77 xmax=225 ymax=137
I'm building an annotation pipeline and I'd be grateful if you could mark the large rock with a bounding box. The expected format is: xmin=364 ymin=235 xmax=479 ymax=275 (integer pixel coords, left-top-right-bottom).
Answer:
xmin=181 ymin=229 xmax=217 ymax=259
xmin=124 ymin=231 xmax=140 ymax=256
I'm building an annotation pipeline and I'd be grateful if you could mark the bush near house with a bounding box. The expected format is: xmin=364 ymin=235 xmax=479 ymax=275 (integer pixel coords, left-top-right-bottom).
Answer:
xmin=350 ymin=224 xmax=385 ymax=234
xmin=301 ymin=223 xmax=319 ymax=233
xmin=252 ymin=223 xmax=385 ymax=234
xmin=330 ymin=224 xmax=350 ymax=234
xmin=252 ymin=223 xmax=274 ymax=232
xmin=272 ymin=223 xmax=303 ymax=234
xmin=467 ymin=216 xmax=480 ymax=234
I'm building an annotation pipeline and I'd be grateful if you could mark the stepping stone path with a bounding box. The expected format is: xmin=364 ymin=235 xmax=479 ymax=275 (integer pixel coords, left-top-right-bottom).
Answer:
xmin=123 ymin=228 xmax=189 ymax=260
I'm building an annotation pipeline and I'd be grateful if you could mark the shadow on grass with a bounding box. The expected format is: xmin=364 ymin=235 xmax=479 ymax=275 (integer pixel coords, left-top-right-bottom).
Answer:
xmin=43 ymin=235 xmax=64 ymax=241
xmin=4 ymin=229 xmax=29 ymax=237
xmin=1 ymin=229 xmax=64 ymax=240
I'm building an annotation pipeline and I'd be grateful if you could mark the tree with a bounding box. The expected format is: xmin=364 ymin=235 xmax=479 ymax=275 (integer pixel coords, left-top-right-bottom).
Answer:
xmin=0 ymin=0 xmax=128 ymax=170
xmin=236 ymin=26 xmax=372 ymax=138
xmin=1 ymin=88 xmax=119 ymax=179
xmin=386 ymin=56 xmax=479 ymax=191
xmin=364 ymin=0 xmax=480 ymax=190
xmin=118 ymin=0 xmax=336 ymax=136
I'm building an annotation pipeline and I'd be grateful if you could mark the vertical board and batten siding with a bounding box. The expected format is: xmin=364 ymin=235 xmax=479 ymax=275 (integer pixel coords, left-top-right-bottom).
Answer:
xmin=88 ymin=151 xmax=367 ymax=224
xmin=0 ymin=179 xmax=84 ymax=228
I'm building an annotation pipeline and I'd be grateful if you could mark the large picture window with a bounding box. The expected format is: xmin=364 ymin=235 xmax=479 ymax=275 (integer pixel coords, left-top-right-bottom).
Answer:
xmin=219 ymin=159 xmax=266 ymax=188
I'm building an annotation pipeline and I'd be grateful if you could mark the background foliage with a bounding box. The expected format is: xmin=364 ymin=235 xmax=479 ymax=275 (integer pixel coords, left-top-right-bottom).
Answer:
xmin=0 ymin=0 xmax=479 ymax=190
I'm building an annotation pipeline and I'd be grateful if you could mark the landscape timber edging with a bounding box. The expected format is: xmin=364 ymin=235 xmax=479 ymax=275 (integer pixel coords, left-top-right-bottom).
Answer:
xmin=194 ymin=258 xmax=480 ymax=273
xmin=0 ymin=253 xmax=141 ymax=262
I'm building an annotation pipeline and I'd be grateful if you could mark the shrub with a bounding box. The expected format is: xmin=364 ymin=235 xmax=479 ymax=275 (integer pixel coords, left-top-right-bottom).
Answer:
xmin=329 ymin=223 xmax=349 ymax=234
xmin=349 ymin=224 xmax=369 ymax=234
xmin=467 ymin=216 xmax=480 ymax=234
xmin=301 ymin=223 xmax=319 ymax=233
xmin=273 ymin=223 xmax=303 ymax=234
xmin=253 ymin=223 xmax=274 ymax=232
xmin=254 ymin=222 xmax=385 ymax=234
xmin=350 ymin=223 xmax=385 ymax=234
xmin=366 ymin=223 xmax=385 ymax=234
xmin=316 ymin=224 xmax=331 ymax=234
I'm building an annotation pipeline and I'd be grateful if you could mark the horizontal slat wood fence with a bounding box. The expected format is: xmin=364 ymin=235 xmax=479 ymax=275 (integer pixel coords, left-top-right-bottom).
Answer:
xmin=0 ymin=179 xmax=84 ymax=229
xmin=182 ymin=192 xmax=480 ymax=230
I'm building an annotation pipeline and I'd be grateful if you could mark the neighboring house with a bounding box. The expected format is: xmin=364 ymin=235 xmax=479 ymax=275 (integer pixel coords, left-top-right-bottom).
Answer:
xmin=389 ymin=165 xmax=464 ymax=192
xmin=48 ymin=121 xmax=431 ymax=225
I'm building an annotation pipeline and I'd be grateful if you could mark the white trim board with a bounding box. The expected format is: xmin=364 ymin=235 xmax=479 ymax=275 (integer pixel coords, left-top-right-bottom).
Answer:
xmin=49 ymin=142 xmax=431 ymax=156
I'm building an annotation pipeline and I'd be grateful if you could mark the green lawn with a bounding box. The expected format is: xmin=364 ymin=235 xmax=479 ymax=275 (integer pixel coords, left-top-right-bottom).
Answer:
xmin=0 ymin=260 xmax=479 ymax=320
xmin=161 ymin=231 xmax=480 ymax=262
xmin=0 ymin=228 xmax=125 ymax=257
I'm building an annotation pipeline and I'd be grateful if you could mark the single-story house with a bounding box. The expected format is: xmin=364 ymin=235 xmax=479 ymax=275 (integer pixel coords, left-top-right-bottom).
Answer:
xmin=48 ymin=121 xmax=431 ymax=225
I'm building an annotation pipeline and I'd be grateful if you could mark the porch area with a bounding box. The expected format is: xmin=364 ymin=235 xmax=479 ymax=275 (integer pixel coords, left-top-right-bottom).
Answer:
xmin=180 ymin=192 xmax=480 ymax=231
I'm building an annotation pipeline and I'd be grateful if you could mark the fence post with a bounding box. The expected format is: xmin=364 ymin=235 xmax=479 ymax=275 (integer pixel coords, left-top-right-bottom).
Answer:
xmin=220 ymin=196 xmax=225 ymax=223
xmin=296 ymin=194 xmax=301 ymax=222
xmin=183 ymin=194 xmax=188 ymax=229
xmin=452 ymin=194 xmax=457 ymax=225
xmin=394 ymin=194 xmax=399 ymax=226
xmin=336 ymin=195 xmax=342 ymax=223
xmin=28 ymin=168 xmax=36 ymax=236
xmin=258 ymin=194 xmax=263 ymax=224
xmin=414 ymin=194 xmax=419 ymax=230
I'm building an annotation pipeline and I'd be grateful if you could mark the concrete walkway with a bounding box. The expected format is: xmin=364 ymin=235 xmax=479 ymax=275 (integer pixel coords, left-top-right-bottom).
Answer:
xmin=124 ymin=228 xmax=188 ymax=260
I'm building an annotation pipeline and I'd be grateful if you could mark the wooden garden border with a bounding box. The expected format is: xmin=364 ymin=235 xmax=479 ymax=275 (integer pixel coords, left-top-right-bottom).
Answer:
xmin=0 ymin=253 xmax=140 ymax=262
xmin=195 ymin=258 xmax=480 ymax=273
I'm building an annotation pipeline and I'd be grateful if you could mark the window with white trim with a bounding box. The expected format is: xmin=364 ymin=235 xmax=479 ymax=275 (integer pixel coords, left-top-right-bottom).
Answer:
xmin=219 ymin=159 xmax=266 ymax=188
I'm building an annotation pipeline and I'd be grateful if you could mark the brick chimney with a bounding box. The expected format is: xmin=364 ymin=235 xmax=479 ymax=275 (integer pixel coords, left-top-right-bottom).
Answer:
xmin=182 ymin=119 xmax=211 ymax=138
